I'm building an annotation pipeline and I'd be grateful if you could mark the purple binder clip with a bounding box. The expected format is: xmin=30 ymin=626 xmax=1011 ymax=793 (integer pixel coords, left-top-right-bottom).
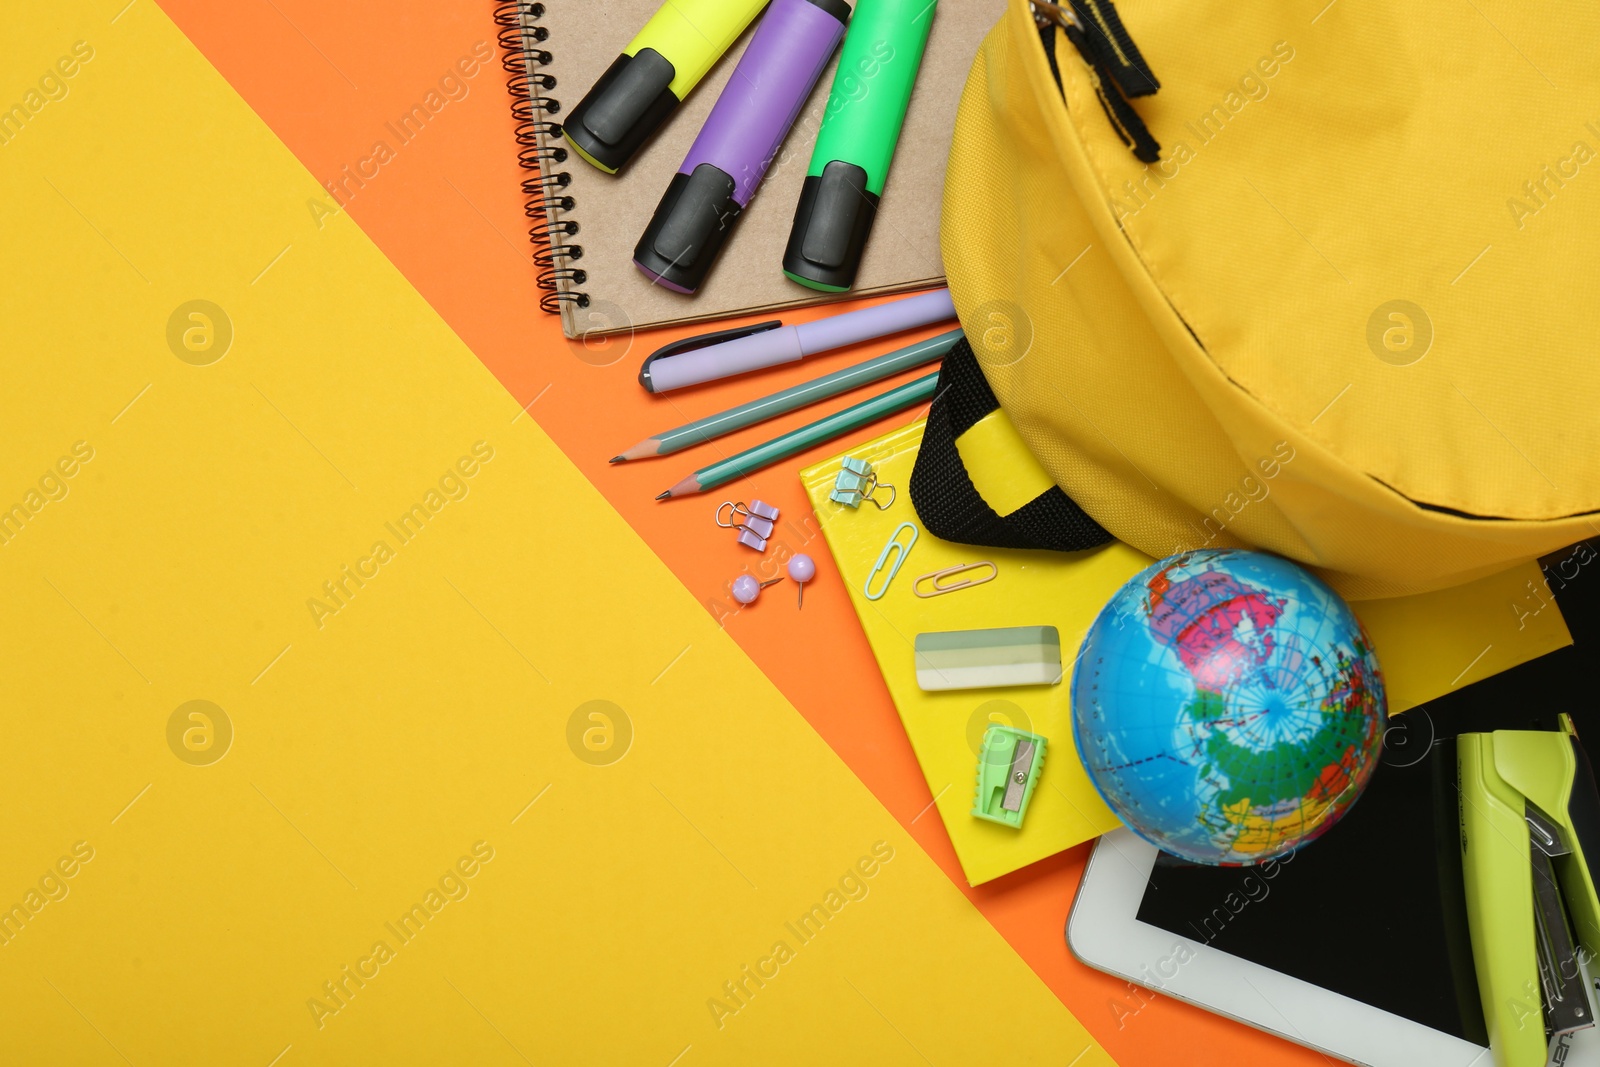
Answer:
xmin=717 ymin=500 xmax=781 ymax=552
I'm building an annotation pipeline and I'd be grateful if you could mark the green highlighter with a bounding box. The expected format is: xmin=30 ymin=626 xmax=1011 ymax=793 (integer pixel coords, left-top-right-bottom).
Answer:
xmin=782 ymin=0 xmax=940 ymax=292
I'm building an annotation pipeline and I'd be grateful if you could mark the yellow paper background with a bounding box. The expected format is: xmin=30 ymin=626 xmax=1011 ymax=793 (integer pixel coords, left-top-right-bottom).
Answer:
xmin=802 ymin=420 xmax=1572 ymax=886
xmin=0 ymin=5 xmax=1112 ymax=1064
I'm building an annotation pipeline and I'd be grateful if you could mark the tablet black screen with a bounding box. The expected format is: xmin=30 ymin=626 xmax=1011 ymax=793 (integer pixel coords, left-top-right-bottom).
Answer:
xmin=1133 ymin=543 xmax=1600 ymax=1046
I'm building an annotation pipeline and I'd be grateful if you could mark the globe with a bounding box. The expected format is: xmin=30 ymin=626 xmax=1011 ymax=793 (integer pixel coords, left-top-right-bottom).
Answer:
xmin=1072 ymin=549 xmax=1386 ymax=865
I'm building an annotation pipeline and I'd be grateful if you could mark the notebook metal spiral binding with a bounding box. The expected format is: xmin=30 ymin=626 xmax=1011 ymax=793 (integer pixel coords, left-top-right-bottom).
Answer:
xmin=494 ymin=0 xmax=589 ymax=313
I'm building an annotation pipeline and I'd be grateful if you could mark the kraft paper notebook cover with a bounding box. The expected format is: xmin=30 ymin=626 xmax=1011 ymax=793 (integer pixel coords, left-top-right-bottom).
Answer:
xmin=0 ymin=5 xmax=1114 ymax=1063
xmin=501 ymin=0 xmax=1005 ymax=338
xmin=801 ymin=419 xmax=1573 ymax=887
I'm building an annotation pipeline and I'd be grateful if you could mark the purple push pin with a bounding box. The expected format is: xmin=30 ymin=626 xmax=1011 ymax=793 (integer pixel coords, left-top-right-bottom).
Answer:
xmin=788 ymin=554 xmax=816 ymax=609
xmin=732 ymin=574 xmax=784 ymax=606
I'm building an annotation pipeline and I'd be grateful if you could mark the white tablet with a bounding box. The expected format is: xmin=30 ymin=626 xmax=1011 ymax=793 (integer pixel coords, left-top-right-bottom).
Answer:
xmin=1069 ymin=828 xmax=1491 ymax=1066
xmin=1067 ymin=732 xmax=1498 ymax=1067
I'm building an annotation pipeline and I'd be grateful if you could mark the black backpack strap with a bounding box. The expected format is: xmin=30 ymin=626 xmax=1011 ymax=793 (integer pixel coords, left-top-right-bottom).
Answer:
xmin=909 ymin=337 xmax=1113 ymax=552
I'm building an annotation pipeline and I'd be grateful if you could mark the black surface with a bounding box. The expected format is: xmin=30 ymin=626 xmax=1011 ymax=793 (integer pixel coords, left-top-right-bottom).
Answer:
xmin=634 ymin=165 xmax=741 ymax=293
xmin=563 ymin=49 xmax=679 ymax=173
xmin=784 ymin=163 xmax=878 ymax=289
xmin=1132 ymin=541 xmax=1600 ymax=1045
xmin=1567 ymin=734 xmax=1600 ymax=924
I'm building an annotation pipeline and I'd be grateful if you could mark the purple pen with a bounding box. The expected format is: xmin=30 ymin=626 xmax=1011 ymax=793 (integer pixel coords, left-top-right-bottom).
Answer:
xmin=633 ymin=0 xmax=851 ymax=295
xmin=640 ymin=287 xmax=956 ymax=393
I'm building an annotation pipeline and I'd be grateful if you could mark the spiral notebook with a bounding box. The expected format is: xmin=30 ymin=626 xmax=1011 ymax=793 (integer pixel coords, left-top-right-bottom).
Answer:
xmin=494 ymin=0 xmax=1007 ymax=338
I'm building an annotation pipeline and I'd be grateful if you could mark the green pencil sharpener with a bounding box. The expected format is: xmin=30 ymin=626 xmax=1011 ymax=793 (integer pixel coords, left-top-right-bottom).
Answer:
xmin=973 ymin=725 xmax=1047 ymax=829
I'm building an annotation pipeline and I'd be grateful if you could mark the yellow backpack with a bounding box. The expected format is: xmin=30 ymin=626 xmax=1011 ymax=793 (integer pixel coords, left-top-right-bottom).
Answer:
xmin=923 ymin=0 xmax=1600 ymax=598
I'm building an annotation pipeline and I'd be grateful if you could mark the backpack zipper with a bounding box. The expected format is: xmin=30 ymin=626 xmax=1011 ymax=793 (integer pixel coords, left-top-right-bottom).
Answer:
xmin=1033 ymin=0 xmax=1162 ymax=163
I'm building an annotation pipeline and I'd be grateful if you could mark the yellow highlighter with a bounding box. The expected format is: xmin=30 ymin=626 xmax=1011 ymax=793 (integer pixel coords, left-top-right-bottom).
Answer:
xmin=563 ymin=0 xmax=770 ymax=174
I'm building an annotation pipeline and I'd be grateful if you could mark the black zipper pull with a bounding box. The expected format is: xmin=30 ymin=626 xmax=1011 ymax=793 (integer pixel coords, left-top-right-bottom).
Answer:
xmin=1034 ymin=0 xmax=1161 ymax=164
xmin=1066 ymin=0 xmax=1159 ymax=98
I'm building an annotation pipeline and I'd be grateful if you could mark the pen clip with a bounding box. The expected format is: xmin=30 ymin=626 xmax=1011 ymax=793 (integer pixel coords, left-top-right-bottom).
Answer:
xmin=639 ymin=321 xmax=784 ymax=387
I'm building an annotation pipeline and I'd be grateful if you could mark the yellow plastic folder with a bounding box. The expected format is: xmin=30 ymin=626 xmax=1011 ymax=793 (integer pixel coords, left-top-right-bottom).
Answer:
xmin=0 ymin=6 xmax=1112 ymax=1064
xmin=802 ymin=419 xmax=1573 ymax=886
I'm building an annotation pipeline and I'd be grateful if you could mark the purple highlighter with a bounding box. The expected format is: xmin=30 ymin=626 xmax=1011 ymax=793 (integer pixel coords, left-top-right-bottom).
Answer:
xmin=634 ymin=0 xmax=851 ymax=295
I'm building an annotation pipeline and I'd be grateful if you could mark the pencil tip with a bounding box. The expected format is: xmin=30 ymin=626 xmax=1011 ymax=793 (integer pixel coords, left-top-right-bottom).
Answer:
xmin=610 ymin=455 xmax=626 ymax=464
xmin=655 ymin=490 xmax=671 ymax=501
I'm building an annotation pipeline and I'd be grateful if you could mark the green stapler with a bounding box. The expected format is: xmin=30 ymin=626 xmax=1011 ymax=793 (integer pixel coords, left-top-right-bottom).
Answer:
xmin=1460 ymin=714 xmax=1600 ymax=1066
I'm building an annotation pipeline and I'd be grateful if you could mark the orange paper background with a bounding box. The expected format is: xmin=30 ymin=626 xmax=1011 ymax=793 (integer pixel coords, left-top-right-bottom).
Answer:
xmin=153 ymin=1 xmax=1327 ymax=1062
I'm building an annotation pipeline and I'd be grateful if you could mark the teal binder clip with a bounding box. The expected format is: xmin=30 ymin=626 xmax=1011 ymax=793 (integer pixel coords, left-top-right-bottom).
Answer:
xmin=830 ymin=456 xmax=895 ymax=510
xmin=864 ymin=521 xmax=917 ymax=600
xmin=830 ymin=457 xmax=873 ymax=506
xmin=973 ymin=725 xmax=1046 ymax=829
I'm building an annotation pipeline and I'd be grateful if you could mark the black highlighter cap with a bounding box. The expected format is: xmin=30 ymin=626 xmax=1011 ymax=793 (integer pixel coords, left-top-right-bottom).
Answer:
xmin=782 ymin=160 xmax=880 ymax=292
xmin=563 ymin=48 xmax=680 ymax=174
xmin=805 ymin=0 xmax=853 ymax=23
xmin=633 ymin=164 xmax=743 ymax=294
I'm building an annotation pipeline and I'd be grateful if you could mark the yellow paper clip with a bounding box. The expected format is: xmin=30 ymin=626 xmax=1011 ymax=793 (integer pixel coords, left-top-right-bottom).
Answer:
xmin=865 ymin=522 xmax=919 ymax=601
xmin=913 ymin=561 xmax=998 ymax=599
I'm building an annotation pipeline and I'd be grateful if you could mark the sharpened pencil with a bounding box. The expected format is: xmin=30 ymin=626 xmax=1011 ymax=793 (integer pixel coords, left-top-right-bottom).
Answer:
xmin=656 ymin=372 xmax=941 ymax=499
xmin=614 ymin=330 xmax=960 ymax=463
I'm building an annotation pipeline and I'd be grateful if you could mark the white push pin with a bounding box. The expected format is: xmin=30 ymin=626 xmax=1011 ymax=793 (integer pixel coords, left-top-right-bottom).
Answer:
xmin=788 ymin=554 xmax=816 ymax=609
xmin=732 ymin=574 xmax=783 ymax=606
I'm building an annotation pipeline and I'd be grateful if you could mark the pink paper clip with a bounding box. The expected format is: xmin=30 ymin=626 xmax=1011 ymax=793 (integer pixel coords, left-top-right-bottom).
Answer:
xmin=913 ymin=561 xmax=998 ymax=598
